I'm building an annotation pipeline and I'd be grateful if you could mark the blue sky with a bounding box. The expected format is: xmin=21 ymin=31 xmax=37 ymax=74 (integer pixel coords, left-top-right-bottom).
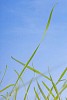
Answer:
xmin=0 ymin=0 xmax=67 ymax=99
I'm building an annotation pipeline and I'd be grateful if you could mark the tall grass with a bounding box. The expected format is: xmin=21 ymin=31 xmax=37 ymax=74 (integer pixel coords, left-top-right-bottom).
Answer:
xmin=0 ymin=3 xmax=67 ymax=100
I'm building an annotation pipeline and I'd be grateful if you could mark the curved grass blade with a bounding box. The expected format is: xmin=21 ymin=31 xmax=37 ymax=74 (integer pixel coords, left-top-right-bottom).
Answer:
xmin=37 ymin=81 xmax=47 ymax=100
xmin=34 ymin=87 xmax=40 ymax=100
xmin=24 ymin=78 xmax=33 ymax=100
xmin=0 ymin=84 xmax=14 ymax=93
xmin=57 ymin=67 xmax=67 ymax=84
xmin=42 ymin=81 xmax=55 ymax=98
xmin=11 ymin=57 xmax=50 ymax=81
xmin=0 ymin=65 xmax=8 ymax=85
xmin=59 ymin=83 xmax=67 ymax=95
xmin=49 ymin=73 xmax=59 ymax=99
xmin=40 ymin=4 xmax=56 ymax=43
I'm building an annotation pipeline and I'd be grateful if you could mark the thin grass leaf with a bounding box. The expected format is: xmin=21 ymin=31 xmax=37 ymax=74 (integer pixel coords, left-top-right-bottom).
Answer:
xmin=59 ymin=83 xmax=67 ymax=95
xmin=14 ymin=70 xmax=26 ymax=89
xmin=34 ymin=87 xmax=40 ymax=100
xmin=42 ymin=81 xmax=55 ymax=98
xmin=6 ymin=92 xmax=10 ymax=100
xmin=37 ymin=81 xmax=47 ymax=100
xmin=0 ymin=84 xmax=14 ymax=93
xmin=49 ymin=73 xmax=59 ymax=98
xmin=11 ymin=57 xmax=50 ymax=81
xmin=62 ymin=80 xmax=67 ymax=88
xmin=24 ymin=78 xmax=33 ymax=100
xmin=13 ymin=85 xmax=19 ymax=100
xmin=10 ymin=44 xmax=40 ymax=96
xmin=57 ymin=67 xmax=67 ymax=84
xmin=40 ymin=4 xmax=56 ymax=43
xmin=47 ymin=68 xmax=67 ymax=99
xmin=14 ymin=70 xmax=29 ymax=100
xmin=0 ymin=65 xmax=8 ymax=85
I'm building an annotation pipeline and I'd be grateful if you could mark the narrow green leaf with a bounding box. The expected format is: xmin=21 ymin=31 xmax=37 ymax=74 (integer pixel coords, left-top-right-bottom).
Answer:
xmin=42 ymin=81 xmax=55 ymax=98
xmin=49 ymin=73 xmax=59 ymax=98
xmin=13 ymin=85 xmax=19 ymax=100
xmin=59 ymin=80 xmax=67 ymax=95
xmin=47 ymin=68 xmax=67 ymax=99
xmin=24 ymin=78 xmax=33 ymax=100
xmin=40 ymin=4 xmax=56 ymax=43
xmin=10 ymin=44 xmax=40 ymax=96
xmin=57 ymin=67 xmax=67 ymax=84
xmin=12 ymin=57 xmax=50 ymax=81
xmin=59 ymin=83 xmax=67 ymax=95
xmin=0 ymin=65 xmax=8 ymax=85
xmin=14 ymin=70 xmax=26 ymax=88
xmin=37 ymin=81 xmax=47 ymax=100
xmin=15 ymin=70 xmax=28 ymax=97
xmin=0 ymin=84 xmax=14 ymax=93
xmin=62 ymin=80 xmax=67 ymax=88
xmin=34 ymin=87 xmax=40 ymax=100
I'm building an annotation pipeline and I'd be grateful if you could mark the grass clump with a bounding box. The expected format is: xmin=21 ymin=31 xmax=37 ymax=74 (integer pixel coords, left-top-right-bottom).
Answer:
xmin=0 ymin=3 xmax=67 ymax=100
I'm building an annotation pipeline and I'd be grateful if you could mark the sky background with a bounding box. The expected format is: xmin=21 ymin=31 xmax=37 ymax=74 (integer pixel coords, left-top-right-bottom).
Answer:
xmin=0 ymin=0 xmax=67 ymax=99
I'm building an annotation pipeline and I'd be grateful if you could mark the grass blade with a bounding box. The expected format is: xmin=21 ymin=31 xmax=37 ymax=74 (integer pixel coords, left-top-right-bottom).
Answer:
xmin=59 ymin=83 xmax=67 ymax=95
xmin=57 ymin=67 xmax=67 ymax=84
xmin=34 ymin=87 xmax=40 ymax=100
xmin=40 ymin=4 xmax=56 ymax=43
xmin=10 ymin=44 xmax=40 ymax=96
xmin=49 ymin=73 xmax=59 ymax=99
xmin=14 ymin=70 xmax=26 ymax=89
xmin=37 ymin=81 xmax=47 ymax=100
xmin=42 ymin=81 xmax=55 ymax=98
xmin=47 ymin=68 xmax=67 ymax=99
xmin=0 ymin=84 xmax=14 ymax=93
xmin=11 ymin=57 xmax=50 ymax=81
xmin=24 ymin=78 xmax=33 ymax=100
xmin=13 ymin=85 xmax=19 ymax=100
xmin=0 ymin=65 xmax=8 ymax=85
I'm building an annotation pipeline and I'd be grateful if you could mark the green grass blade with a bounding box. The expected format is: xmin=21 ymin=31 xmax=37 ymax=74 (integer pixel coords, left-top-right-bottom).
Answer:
xmin=14 ymin=70 xmax=26 ymax=89
xmin=14 ymin=70 xmax=28 ymax=98
xmin=59 ymin=83 xmax=67 ymax=95
xmin=49 ymin=74 xmax=59 ymax=99
xmin=0 ymin=84 xmax=14 ymax=93
xmin=10 ymin=44 xmax=40 ymax=96
xmin=24 ymin=78 xmax=33 ymax=100
xmin=37 ymin=81 xmax=47 ymax=100
xmin=57 ymin=67 xmax=67 ymax=84
xmin=11 ymin=57 xmax=50 ymax=81
xmin=13 ymin=85 xmax=19 ymax=100
xmin=40 ymin=4 xmax=56 ymax=43
xmin=42 ymin=81 xmax=55 ymax=98
xmin=0 ymin=65 xmax=8 ymax=85
xmin=47 ymin=68 xmax=67 ymax=99
xmin=62 ymin=80 xmax=67 ymax=88
xmin=34 ymin=87 xmax=40 ymax=100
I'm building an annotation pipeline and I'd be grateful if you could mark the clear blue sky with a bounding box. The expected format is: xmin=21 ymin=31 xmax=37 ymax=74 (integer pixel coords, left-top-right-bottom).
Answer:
xmin=0 ymin=0 xmax=67 ymax=99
